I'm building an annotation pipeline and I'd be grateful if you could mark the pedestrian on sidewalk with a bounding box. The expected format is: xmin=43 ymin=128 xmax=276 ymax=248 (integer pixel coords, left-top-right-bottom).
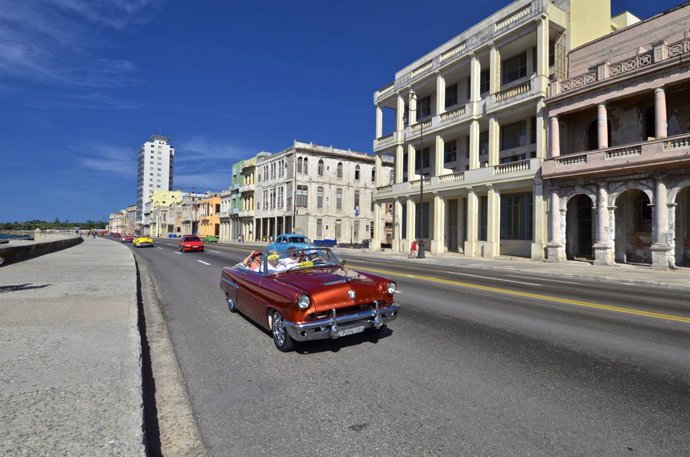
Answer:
xmin=409 ymin=239 xmax=418 ymax=258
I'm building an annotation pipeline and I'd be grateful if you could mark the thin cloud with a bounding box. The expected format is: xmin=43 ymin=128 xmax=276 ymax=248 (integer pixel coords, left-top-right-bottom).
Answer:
xmin=0 ymin=0 xmax=161 ymax=102
xmin=174 ymin=173 xmax=231 ymax=193
xmin=176 ymin=137 xmax=254 ymax=162
xmin=76 ymin=142 xmax=137 ymax=176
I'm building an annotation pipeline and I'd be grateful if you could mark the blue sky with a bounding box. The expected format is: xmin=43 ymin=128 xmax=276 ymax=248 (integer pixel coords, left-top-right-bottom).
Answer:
xmin=0 ymin=0 xmax=682 ymax=222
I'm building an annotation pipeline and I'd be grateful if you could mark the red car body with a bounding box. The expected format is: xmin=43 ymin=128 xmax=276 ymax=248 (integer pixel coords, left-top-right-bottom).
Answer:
xmin=179 ymin=235 xmax=205 ymax=252
xmin=121 ymin=235 xmax=134 ymax=243
xmin=219 ymin=247 xmax=399 ymax=351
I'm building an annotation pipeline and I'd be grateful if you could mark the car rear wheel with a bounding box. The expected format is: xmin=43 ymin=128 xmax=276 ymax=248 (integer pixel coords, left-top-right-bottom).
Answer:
xmin=270 ymin=311 xmax=294 ymax=352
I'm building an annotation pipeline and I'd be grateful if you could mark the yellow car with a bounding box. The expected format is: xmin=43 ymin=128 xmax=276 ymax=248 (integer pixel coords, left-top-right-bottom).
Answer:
xmin=132 ymin=236 xmax=154 ymax=248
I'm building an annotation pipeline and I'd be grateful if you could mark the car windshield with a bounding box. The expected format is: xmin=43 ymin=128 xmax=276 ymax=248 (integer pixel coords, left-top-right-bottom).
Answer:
xmin=287 ymin=236 xmax=310 ymax=244
xmin=260 ymin=247 xmax=338 ymax=274
xmin=184 ymin=236 xmax=201 ymax=242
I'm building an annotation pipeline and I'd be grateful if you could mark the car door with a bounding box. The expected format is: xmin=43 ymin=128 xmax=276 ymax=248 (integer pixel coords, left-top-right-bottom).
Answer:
xmin=233 ymin=268 xmax=266 ymax=324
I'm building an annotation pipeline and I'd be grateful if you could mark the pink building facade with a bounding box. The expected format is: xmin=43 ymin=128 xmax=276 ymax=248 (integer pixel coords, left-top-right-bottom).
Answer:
xmin=543 ymin=4 xmax=690 ymax=268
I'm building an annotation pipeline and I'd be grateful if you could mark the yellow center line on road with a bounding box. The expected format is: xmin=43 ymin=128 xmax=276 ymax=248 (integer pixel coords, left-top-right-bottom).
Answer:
xmin=349 ymin=261 xmax=690 ymax=324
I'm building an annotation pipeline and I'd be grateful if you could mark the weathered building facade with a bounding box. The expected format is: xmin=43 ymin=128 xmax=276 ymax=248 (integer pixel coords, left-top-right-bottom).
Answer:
xmin=544 ymin=3 xmax=690 ymax=268
xmin=372 ymin=0 xmax=630 ymax=259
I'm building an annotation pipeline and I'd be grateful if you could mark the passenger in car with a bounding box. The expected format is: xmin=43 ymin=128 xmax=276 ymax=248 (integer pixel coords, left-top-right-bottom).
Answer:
xmin=241 ymin=250 xmax=262 ymax=271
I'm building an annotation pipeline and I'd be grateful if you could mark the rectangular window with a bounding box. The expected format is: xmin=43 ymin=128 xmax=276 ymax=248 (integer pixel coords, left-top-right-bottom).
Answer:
xmin=502 ymin=53 xmax=527 ymax=85
xmin=445 ymin=84 xmax=458 ymax=108
xmin=479 ymin=131 xmax=489 ymax=156
xmin=530 ymin=117 xmax=537 ymax=145
xmin=296 ymin=185 xmax=308 ymax=208
xmin=415 ymin=147 xmax=430 ymax=172
xmin=444 ymin=141 xmax=457 ymax=164
xmin=500 ymin=192 xmax=533 ymax=240
xmin=317 ymin=187 xmax=324 ymax=209
xmin=335 ymin=219 xmax=341 ymax=240
xmin=480 ymin=69 xmax=490 ymax=94
xmin=418 ymin=96 xmax=431 ymax=119
xmin=336 ymin=189 xmax=342 ymax=210
xmin=479 ymin=196 xmax=488 ymax=241
xmin=501 ymin=121 xmax=527 ymax=150
xmin=316 ymin=219 xmax=323 ymax=238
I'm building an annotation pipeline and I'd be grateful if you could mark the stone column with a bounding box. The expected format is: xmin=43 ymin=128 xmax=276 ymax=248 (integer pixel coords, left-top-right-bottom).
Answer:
xmin=651 ymin=177 xmax=671 ymax=268
xmin=371 ymin=202 xmax=382 ymax=251
xmin=408 ymin=91 xmax=417 ymax=125
xmin=488 ymin=115 xmax=500 ymax=167
xmin=546 ymin=190 xmax=565 ymax=261
xmin=375 ymin=154 xmax=382 ymax=187
xmin=406 ymin=199 xmax=417 ymax=248
xmin=436 ymin=73 xmax=446 ymax=115
xmin=395 ymin=145 xmax=404 ymax=184
xmin=593 ymin=184 xmax=614 ymax=265
xmin=469 ymin=120 xmax=480 ymax=170
xmin=434 ymin=135 xmax=445 ymax=177
xmin=654 ymin=87 xmax=667 ymax=139
xmin=549 ymin=115 xmax=560 ymax=158
xmin=535 ymin=15 xmax=549 ymax=92
xmin=489 ymin=43 xmax=500 ymax=95
xmin=535 ymin=100 xmax=546 ymax=159
xmin=597 ymin=103 xmax=608 ymax=149
xmin=396 ymin=94 xmax=405 ymax=132
xmin=464 ymin=190 xmax=478 ymax=257
xmin=470 ymin=53 xmax=481 ymax=116
xmin=375 ymin=105 xmax=383 ymax=139
xmin=393 ymin=198 xmax=403 ymax=252
xmin=431 ymin=193 xmax=446 ymax=254
xmin=485 ymin=187 xmax=500 ymax=258
xmin=457 ymin=197 xmax=466 ymax=254
xmin=531 ymin=178 xmax=546 ymax=260
xmin=407 ymin=144 xmax=417 ymax=181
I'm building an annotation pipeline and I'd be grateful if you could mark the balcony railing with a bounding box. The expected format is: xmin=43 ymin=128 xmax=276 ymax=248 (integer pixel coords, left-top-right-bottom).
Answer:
xmin=374 ymin=132 xmax=397 ymax=150
xmin=494 ymin=159 xmax=532 ymax=175
xmin=376 ymin=185 xmax=393 ymax=194
xmin=438 ymin=171 xmax=465 ymax=183
xmin=542 ymin=134 xmax=690 ymax=178
xmin=552 ymin=36 xmax=690 ymax=96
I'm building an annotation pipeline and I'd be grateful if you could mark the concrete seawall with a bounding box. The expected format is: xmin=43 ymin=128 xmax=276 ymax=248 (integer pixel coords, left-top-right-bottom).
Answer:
xmin=0 ymin=234 xmax=83 ymax=266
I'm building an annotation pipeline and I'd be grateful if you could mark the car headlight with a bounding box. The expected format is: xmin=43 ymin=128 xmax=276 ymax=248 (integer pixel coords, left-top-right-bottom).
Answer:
xmin=386 ymin=282 xmax=397 ymax=295
xmin=297 ymin=294 xmax=310 ymax=310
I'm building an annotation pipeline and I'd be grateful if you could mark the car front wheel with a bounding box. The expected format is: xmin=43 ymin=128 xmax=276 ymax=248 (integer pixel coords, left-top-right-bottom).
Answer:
xmin=270 ymin=310 xmax=294 ymax=352
xmin=226 ymin=293 xmax=237 ymax=313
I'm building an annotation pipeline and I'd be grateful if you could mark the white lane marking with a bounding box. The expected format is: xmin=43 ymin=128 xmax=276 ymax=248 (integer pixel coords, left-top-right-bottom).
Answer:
xmin=504 ymin=275 xmax=582 ymax=285
xmin=175 ymin=252 xmax=182 ymax=255
xmin=157 ymin=247 xmax=163 ymax=250
xmin=209 ymin=250 xmax=221 ymax=253
xmin=445 ymin=271 xmax=542 ymax=287
xmin=197 ymin=260 xmax=211 ymax=266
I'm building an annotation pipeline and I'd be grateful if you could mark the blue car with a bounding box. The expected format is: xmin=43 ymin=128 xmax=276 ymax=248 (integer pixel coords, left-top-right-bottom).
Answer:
xmin=266 ymin=233 xmax=314 ymax=253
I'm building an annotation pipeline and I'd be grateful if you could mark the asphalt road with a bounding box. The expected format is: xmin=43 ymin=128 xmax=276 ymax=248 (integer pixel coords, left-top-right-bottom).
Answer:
xmin=132 ymin=239 xmax=690 ymax=457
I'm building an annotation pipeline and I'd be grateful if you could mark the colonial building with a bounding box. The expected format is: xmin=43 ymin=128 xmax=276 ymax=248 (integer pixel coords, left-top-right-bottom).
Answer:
xmin=253 ymin=141 xmax=393 ymax=244
xmin=179 ymin=192 xmax=207 ymax=235
xmin=543 ymin=3 xmax=690 ymax=268
xmin=108 ymin=210 xmax=127 ymax=235
xmin=198 ymin=194 xmax=221 ymax=238
xmin=372 ymin=0 xmax=627 ymax=259
xmin=148 ymin=190 xmax=183 ymax=238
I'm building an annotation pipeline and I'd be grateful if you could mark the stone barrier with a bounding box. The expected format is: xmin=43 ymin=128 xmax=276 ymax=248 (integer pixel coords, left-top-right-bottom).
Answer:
xmin=0 ymin=236 xmax=83 ymax=266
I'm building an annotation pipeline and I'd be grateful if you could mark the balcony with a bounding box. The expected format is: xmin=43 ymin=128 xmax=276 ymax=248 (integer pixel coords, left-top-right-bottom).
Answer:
xmin=239 ymin=183 xmax=256 ymax=193
xmin=550 ymin=37 xmax=690 ymax=98
xmin=238 ymin=210 xmax=255 ymax=218
xmin=486 ymin=75 xmax=545 ymax=112
xmin=542 ymin=135 xmax=690 ymax=179
xmin=375 ymin=0 xmax=551 ymax=104
xmin=373 ymin=132 xmax=398 ymax=151
xmin=373 ymin=158 xmax=540 ymax=200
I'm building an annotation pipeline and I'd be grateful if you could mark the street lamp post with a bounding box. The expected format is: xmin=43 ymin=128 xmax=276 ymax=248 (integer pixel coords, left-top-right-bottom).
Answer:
xmin=408 ymin=89 xmax=425 ymax=258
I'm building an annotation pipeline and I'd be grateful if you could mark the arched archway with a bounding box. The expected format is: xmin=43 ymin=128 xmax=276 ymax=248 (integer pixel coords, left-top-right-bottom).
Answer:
xmin=565 ymin=194 xmax=593 ymax=260
xmin=614 ymin=189 xmax=652 ymax=264
xmin=675 ymin=185 xmax=690 ymax=266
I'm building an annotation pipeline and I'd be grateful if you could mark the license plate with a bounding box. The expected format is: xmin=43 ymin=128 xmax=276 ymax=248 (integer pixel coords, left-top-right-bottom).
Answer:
xmin=337 ymin=325 xmax=365 ymax=337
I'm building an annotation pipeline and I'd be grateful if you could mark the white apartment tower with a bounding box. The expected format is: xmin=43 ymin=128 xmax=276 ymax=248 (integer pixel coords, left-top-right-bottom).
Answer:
xmin=137 ymin=135 xmax=175 ymax=226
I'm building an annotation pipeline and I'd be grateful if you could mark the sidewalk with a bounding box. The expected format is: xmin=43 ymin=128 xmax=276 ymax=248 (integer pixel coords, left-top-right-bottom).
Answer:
xmin=336 ymin=246 xmax=690 ymax=290
xmin=0 ymin=237 xmax=144 ymax=455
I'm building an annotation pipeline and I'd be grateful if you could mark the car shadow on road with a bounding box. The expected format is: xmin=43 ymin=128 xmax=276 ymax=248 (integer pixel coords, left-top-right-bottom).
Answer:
xmin=294 ymin=326 xmax=395 ymax=354
xmin=0 ymin=283 xmax=52 ymax=293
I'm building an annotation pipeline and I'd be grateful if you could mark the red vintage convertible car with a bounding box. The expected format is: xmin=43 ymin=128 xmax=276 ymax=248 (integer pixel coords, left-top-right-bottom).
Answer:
xmin=219 ymin=247 xmax=399 ymax=351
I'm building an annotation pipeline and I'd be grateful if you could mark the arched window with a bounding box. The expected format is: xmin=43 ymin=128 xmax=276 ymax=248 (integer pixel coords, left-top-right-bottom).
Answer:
xmin=303 ymin=157 xmax=309 ymax=174
xmin=337 ymin=162 xmax=343 ymax=178
xmin=336 ymin=188 xmax=343 ymax=210
xmin=354 ymin=190 xmax=360 ymax=209
xmin=371 ymin=168 xmax=376 ymax=183
xmin=355 ymin=165 xmax=360 ymax=181
xmin=297 ymin=157 xmax=303 ymax=173
xmin=318 ymin=159 xmax=324 ymax=176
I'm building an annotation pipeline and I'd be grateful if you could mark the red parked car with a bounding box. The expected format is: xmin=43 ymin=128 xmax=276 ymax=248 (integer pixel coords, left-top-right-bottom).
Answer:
xmin=121 ymin=235 xmax=134 ymax=243
xmin=219 ymin=247 xmax=399 ymax=352
xmin=179 ymin=235 xmax=205 ymax=252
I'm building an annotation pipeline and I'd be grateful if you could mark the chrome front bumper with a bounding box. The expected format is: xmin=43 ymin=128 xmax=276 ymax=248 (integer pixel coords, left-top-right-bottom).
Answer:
xmin=283 ymin=302 xmax=399 ymax=342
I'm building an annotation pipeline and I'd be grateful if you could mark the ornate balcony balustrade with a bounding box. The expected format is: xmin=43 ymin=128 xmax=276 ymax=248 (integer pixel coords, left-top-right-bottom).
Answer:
xmin=542 ymin=135 xmax=690 ymax=178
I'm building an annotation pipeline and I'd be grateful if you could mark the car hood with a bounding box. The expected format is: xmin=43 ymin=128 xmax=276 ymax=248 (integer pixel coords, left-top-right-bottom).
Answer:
xmin=274 ymin=267 xmax=383 ymax=312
